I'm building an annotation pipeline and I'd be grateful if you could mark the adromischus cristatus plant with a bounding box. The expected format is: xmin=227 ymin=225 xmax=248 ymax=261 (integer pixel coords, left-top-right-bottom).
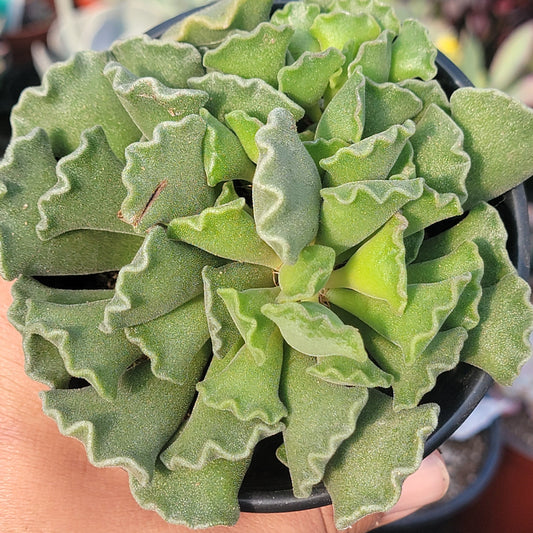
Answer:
xmin=1 ymin=0 xmax=533 ymax=529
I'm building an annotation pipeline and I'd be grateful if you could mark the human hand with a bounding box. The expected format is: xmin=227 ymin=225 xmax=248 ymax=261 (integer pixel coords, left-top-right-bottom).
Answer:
xmin=0 ymin=278 xmax=448 ymax=532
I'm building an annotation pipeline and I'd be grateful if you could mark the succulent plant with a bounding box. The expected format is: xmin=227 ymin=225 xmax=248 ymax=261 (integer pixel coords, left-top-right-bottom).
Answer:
xmin=2 ymin=0 xmax=533 ymax=529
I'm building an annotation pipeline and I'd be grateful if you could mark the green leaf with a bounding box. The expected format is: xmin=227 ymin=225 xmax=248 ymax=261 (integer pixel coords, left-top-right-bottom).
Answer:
xmin=327 ymin=273 xmax=471 ymax=363
xmin=317 ymin=179 xmax=424 ymax=255
xmin=102 ymin=226 xmax=223 ymax=331
xmin=278 ymin=244 xmax=335 ymax=302
xmin=168 ymin=198 xmax=281 ymax=268
xmin=254 ymin=108 xmax=322 ymax=264
xmin=324 ymin=391 xmax=439 ymax=529
xmin=280 ymin=347 xmax=368 ymax=498
xmin=397 ymin=79 xmax=450 ymax=120
xmin=160 ymin=355 xmax=282 ymax=469
xmin=416 ymin=202 xmax=515 ymax=287
xmin=225 ymin=110 xmax=263 ymax=163
xmin=389 ymin=19 xmax=438 ymax=82
xmin=327 ymin=213 xmax=408 ymax=314
xmin=201 ymin=108 xmax=255 ymax=186
xmin=217 ymin=287 xmax=280 ymax=365
xmin=363 ymin=78 xmax=423 ymax=138
xmin=315 ymin=68 xmax=365 ymax=143
xmin=188 ymin=72 xmax=305 ymax=123
xmin=461 ymin=273 xmax=533 ymax=386
xmin=42 ymin=357 xmax=208 ymax=485
xmin=348 ymin=30 xmax=393 ymax=83
xmin=450 ymin=88 xmax=533 ymax=209
xmin=110 ymin=35 xmax=204 ymax=89
xmin=162 ymin=0 xmax=274 ymax=47
xmin=320 ymin=120 xmax=415 ymax=187
xmin=408 ymin=241 xmax=484 ymax=330
xmin=333 ymin=0 xmax=400 ymax=34
xmin=303 ymin=137 xmax=349 ymax=171
xmin=278 ymin=47 xmax=345 ymax=110
xmin=203 ymin=22 xmax=294 ymax=87
xmin=202 ymin=262 xmax=274 ymax=359
xmin=130 ymin=458 xmax=250 ymax=528
xmin=389 ymin=140 xmax=416 ymax=179
xmin=104 ymin=62 xmax=209 ymax=140
xmin=120 ymin=117 xmax=217 ymax=232
xmin=270 ymin=1 xmax=321 ymax=59
xmin=0 ymin=129 xmax=143 ymax=280
xmin=37 ymin=126 xmax=135 ymax=239
xmin=309 ymin=11 xmax=381 ymax=53
xmin=11 ymin=51 xmax=140 ymax=159
xmin=349 ymin=311 xmax=466 ymax=410
xmin=125 ymin=295 xmax=210 ymax=384
xmin=214 ymin=181 xmax=245 ymax=207
xmin=25 ymin=298 xmax=141 ymax=400
xmin=197 ymin=339 xmax=287 ymax=424
xmin=400 ymin=183 xmax=463 ymax=237
xmin=404 ymin=229 xmax=424 ymax=265
xmin=262 ymin=301 xmax=369 ymax=362
xmin=410 ymin=104 xmax=470 ymax=203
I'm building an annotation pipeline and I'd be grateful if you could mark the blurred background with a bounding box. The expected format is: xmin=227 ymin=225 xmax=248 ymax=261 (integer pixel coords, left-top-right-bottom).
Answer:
xmin=0 ymin=1 xmax=532 ymax=532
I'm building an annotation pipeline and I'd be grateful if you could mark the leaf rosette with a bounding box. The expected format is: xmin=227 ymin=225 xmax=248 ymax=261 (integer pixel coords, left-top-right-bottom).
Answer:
xmin=1 ymin=0 xmax=533 ymax=529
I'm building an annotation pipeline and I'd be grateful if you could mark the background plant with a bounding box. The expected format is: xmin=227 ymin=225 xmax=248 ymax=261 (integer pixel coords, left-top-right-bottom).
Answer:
xmin=1 ymin=0 xmax=533 ymax=529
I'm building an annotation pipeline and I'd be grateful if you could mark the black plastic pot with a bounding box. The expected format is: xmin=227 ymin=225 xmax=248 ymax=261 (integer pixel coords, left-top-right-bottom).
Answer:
xmin=148 ymin=1 xmax=531 ymax=514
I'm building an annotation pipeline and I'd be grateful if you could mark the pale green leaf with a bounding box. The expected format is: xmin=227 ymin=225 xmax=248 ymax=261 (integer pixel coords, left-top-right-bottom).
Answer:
xmin=303 ymin=137 xmax=349 ymax=171
xmin=333 ymin=0 xmax=400 ymax=34
xmin=348 ymin=30 xmax=393 ymax=83
xmin=397 ymin=79 xmax=450 ymax=120
xmin=224 ymin=109 xmax=263 ymax=163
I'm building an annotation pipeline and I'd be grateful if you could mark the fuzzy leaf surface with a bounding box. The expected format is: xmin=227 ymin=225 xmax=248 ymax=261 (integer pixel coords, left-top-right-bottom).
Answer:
xmin=225 ymin=110 xmax=263 ymax=162
xmin=120 ymin=117 xmax=216 ymax=232
xmin=254 ymin=108 xmax=322 ymax=264
xmin=348 ymin=30 xmax=393 ymax=83
xmin=397 ymin=79 xmax=450 ymax=119
xmin=324 ymin=391 xmax=439 ymax=529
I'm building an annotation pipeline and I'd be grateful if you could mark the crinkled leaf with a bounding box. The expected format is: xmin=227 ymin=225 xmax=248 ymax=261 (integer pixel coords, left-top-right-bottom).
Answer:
xmin=323 ymin=390 xmax=439 ymax=529
xmin=450 ymin=88 xmax=533 ymax=209
xmin=400 ymin=183 xmax=463 ymax=236
xmin=303 ymin=137 xmax=349 ymax=171
xmin=111 ymin=35 xmax=204 ymax=88
xmin=0 ymin=129 xmax=143 ymax=280
xmin=404 ymin=229 xmax=424 ymax=265
xmin=37 ymin=126 xmax=134 ymax=239
xmin=416 ymin=202 xmax=515 ymax=287
xmin=41 ymin=357 xmax=208 ymax=485
xmin=317 ymin=178 xmax=424 ymax=255
xmin=102 ymin=226 xmax=222 ymax=331
xmin=333 ymin=0 xmax=400 ymax=34
xmin=203 ymin=262 xmax=274 ymax=359
xmin=389 ymin=140 xmax=416 ymax=179
xmin=130 ymin=458 xmax=249 ymax=528
xmin=214 ymin=181 xmax=244 ymax=207
xmin=11 ymin=51 xmax=140 ymax=159
xmin=217 ymin=286 xmax=280 ymax=365
xmin=327 ymin=273 xmax=471 ymax=363
xmin=309 ymin=12 xmax=381 ymax=53
xmin=320 ymin=120 xmax=415 ymax=187
xmin=397 ymin=79 xmax=450 ymax=120
xmin=280 ymin=347 xmax=368 ymax=498
xmin=348 ymin=30 xmax=393 ymax=83
xmin=262 ymin=301 xmax=369 ymax=362
xmin=389 ymin=19 xmax=438 ymax=82
xmin=461 ymin=273 xmax=533 ymax=385
xmin=408 ymin=241 xmax=483 ymax=330
xmin=168 ymin=198 xmax=281 ymax=268
xmin=201 ymin=108 xmax=255 ymax=186
xmin=162 ymin=0 xmax=274 ymax=47
xmin=278 ymin=244 xmax=335 ymax=302
xmin=270 ymin=1 xmax=321 ymax=59
xmin=25 ymin=298 xmax=141 ymax=400
xmin=410 ymin=104 xmax=470 ymax=203
xmin=197 ymin=339 xmax=287 ymax=424
xmin=104 ymin=62 xmax=209 ymax=140
xmin=188 ymin=72 xmax=304 ymax=123
xmin=363 ymin=78 xmax=423 ymax=138
xmin=278 ymin=47 xmax=345 ymax=110
xmin=203 ymin=23 xmax=294 ymax=87
xmin=327 ymin=213 xmax=408 ymax=314
xmin=315 ymin=68 xmax=365 ymax=143
xmin=254 ymin=108 xmax=322 ymax=264
xmin=120 ymin=117 xmax=217 ymax=232
xmin=324 ymin=39 xmax=361 ymax=103
xmin=225 ymin=109 xmax=263 ymax=163
xmin=125 ymin=295 xmax=210 ymax=384
xmin=160 ymin=356 xmax=282 ymax=469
